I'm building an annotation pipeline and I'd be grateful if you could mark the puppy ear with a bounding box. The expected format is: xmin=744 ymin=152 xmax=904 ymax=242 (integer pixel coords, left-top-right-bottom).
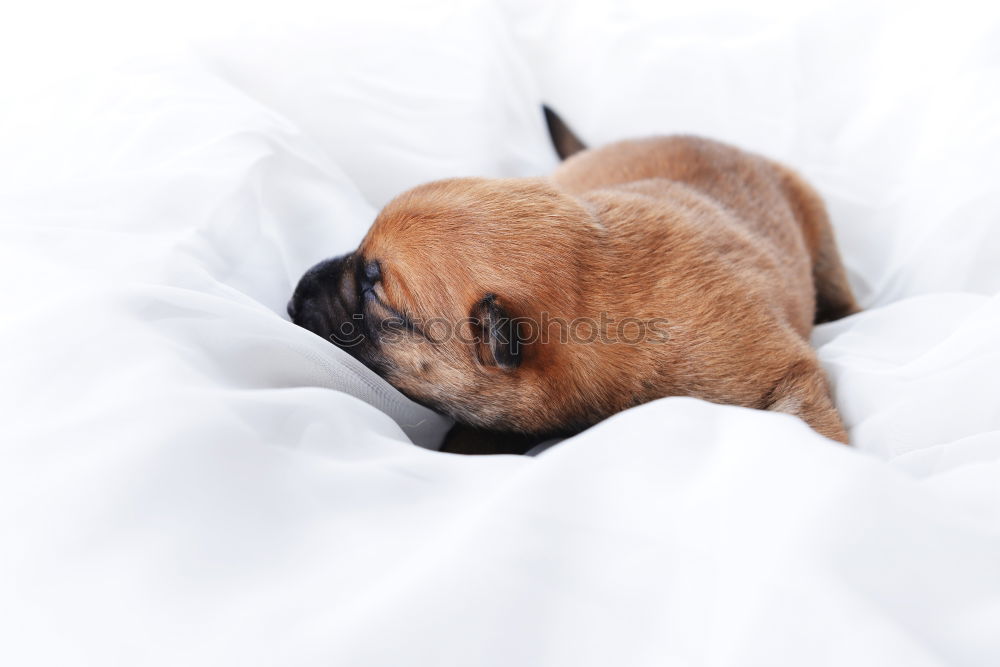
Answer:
xmin=543 ymin=105 xmax=587 ymax=160
xmin=471 ymin=294 xmax=522 ymax=370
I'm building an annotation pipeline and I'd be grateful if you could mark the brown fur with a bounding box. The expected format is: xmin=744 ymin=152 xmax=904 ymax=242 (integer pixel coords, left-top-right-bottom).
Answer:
xmin=290 ymin=135 xmax=859 ymax=451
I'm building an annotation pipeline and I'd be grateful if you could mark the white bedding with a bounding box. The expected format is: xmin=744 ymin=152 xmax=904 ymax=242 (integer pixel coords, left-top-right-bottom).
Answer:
xmin=2 ymin=1 xmax=999 ymax=664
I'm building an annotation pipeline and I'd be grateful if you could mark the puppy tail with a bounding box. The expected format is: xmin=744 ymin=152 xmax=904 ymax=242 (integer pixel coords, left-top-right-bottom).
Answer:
xmin=775 ymin=165 xmax=861 ymax=323
xmin=543 ymin=105 xmax=587 ymax=161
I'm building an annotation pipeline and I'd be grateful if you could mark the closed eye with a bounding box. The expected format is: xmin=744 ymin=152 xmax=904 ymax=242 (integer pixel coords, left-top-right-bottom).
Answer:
xmin=361 ymin=267 xmax=429 ymax=340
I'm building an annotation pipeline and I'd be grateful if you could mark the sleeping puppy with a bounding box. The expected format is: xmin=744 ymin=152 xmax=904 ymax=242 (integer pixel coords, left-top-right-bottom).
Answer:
xmin=288 ymin=108 xmax=859 ymax=453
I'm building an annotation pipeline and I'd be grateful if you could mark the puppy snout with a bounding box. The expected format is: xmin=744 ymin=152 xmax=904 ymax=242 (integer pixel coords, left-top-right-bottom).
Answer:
xmin=289 ymin=251 xmax=384 ymax=369
xmin=288 ymin=253 xmax=355 ymax=336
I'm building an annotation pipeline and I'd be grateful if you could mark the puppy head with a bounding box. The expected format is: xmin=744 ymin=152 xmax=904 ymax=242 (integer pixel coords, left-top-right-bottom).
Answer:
xmin=289 ymin=177 xmax=606 ymax=435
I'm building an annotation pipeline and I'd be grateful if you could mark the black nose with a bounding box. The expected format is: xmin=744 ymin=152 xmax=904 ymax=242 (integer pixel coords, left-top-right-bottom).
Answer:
xmin=288 ymin=252 xmax=358 ymax=343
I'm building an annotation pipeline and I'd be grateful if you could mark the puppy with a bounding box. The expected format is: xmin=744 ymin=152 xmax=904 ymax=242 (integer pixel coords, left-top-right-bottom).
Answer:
xmin=289 ymin=109 xmax=859 ymax=453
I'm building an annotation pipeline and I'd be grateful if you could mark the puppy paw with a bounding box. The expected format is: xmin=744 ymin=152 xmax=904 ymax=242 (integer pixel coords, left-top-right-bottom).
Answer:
xmin=763 ymin=359 xmax=850 ymax=444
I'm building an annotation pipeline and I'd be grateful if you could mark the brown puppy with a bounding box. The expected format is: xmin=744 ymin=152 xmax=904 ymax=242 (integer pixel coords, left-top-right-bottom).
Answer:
xmin=289 ymin=111 xmax=859 ymax=452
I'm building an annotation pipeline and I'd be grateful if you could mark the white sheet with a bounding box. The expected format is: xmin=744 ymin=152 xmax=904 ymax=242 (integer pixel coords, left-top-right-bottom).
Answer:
xmin=2 ymin=1 xmax=999 ymax=665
